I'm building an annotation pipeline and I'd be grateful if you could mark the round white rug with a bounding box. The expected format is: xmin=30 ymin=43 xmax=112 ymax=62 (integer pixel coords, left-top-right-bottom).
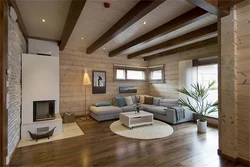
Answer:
xmin=110 ymin=120 xmax=174 ymax=140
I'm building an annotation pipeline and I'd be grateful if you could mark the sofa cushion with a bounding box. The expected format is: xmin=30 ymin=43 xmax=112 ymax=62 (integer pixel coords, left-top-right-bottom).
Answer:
xmin=115 ymin=97 xmax=127 ymax=107
xmin=95 ymin=102 xmax=111 ymax=107
xmin=140 ymin=104 xmax=156 ymax=110
xmin=160 ymin=99 xmax=179 ymax=107
xmin=147 ymin=106 xmax=173 ymax=115
xmin=144 ymin=96 xmax=153 ymax=105
xmin=89 ymin=106 xmax=123 ymax=115
xmin=153 ymin=97 xmax=162 ymax=106
xmin=125 ymin=96 xmax=134 ymax=106
xmin=121 ymin=104 xmax=136 ymax=112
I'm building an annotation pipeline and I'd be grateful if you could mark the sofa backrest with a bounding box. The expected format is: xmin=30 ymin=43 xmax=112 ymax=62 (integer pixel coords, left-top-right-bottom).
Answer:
xmin=159 ymin=99 xmax=179 ymax=108
xmin=153 ymin=97 xmax=162 ymax=106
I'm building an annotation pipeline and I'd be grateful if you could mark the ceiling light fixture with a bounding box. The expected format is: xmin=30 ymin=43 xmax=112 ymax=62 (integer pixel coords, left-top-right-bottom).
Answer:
xmin=143 ymin=21 xmax=146 ymax=25
xmin=103 ymin=48 xmax=105 ymax=50
xmin=81 ymin=37 xmax=84 ymax=40
xmin=42 ymin=19 xmax=46 ymax=22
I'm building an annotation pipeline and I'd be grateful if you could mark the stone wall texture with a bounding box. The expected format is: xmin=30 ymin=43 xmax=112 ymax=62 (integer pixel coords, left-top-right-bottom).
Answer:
xmin=7 ymin=16 xmax=26 ymax=158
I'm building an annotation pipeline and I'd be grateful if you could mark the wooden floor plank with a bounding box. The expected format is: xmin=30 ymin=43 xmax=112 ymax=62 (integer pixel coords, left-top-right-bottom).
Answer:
xmin=10 ymin=119 xmax=246 ymax=167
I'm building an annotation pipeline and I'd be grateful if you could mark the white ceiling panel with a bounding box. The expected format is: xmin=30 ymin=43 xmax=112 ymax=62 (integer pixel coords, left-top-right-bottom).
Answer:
xmin=16 ymin=0 xmax=71 ymax=40
xmin=66 ymin=0 xmax=140 ymax=50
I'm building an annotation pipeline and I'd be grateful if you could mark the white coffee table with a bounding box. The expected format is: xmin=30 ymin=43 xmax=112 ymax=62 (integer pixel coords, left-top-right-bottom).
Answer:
xmin=119 ymin=111 xmax=153 ymax=129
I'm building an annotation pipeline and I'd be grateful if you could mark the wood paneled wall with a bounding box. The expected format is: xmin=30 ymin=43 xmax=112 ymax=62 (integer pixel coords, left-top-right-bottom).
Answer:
xmin=236 ymin=0 xmax=250 ymax=161
xmin=147 ymin=45 xmax=219 ymax=98
xmin=60 ymin=49 xmax=148 ymax=116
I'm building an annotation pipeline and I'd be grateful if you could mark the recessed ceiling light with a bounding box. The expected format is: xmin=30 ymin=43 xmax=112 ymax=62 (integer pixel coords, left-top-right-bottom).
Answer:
xmin=81 ymin=37 xmax=84 ymax=40
xmin=42 ymin=19 xmax=46 ymax=22
xmin=143 ymin=21 xmax=146 ymax=25
xmin=103 ymin=48 xmax=105 ymax=50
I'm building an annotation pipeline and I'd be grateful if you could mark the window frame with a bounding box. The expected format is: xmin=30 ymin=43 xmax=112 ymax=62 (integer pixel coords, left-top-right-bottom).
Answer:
xmin=148 ymin=65 xmax=165 ymax=83
xmin=114 ymin=65 xmax=147 ymax=82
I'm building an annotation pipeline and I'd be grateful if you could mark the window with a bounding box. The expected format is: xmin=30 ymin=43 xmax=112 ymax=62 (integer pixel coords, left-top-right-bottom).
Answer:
xmin=149 ymin=65 xmax=164 ymax=83
xmin=114 ymin=65 xmax=146 ymax=81
xmin=197 ymin=64 xmax=218 ymax=118
xmin=116 ymin=69 xmax=125 ymax=80
xmin=127 ymin=70 xmax=145 ymax=80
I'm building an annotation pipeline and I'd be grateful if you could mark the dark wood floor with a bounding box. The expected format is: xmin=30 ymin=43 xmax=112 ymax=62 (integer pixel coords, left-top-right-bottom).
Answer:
xmin=10 ymin=119 xmax=246 ymax=167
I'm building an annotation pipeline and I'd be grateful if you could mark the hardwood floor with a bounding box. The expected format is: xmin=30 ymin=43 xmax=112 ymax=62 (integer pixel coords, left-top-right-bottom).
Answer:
xmin=10 ymin=119 xmax=246 ymax=167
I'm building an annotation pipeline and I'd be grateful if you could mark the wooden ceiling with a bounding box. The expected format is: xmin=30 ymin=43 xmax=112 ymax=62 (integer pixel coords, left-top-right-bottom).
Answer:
xmin=13 ymin=0 xmax=245 ymax=61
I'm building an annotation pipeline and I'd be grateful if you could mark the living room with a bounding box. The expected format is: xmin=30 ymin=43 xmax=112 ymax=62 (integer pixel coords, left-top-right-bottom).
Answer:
xmin=0 ymin=0 xmax=249 ymax=166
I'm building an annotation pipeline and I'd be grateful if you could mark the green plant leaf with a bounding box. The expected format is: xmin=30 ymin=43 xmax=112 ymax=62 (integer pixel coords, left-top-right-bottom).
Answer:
xmin=177 ymin=80 xmax=218 ymax=118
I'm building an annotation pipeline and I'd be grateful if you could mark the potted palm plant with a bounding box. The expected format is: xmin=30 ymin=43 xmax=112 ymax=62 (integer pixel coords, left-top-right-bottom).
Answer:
xmin=177 ymin=81 xmax=218 ymax=133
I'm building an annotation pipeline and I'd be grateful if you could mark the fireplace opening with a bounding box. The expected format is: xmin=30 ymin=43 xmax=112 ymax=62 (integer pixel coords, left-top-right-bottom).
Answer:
xmin=33 ymin=100 xmax=55 ymax=122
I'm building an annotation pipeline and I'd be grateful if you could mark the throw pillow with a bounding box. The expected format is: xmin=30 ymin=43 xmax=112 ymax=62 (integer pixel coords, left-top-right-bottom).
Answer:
xmin=131 ymin=95 xmax=136 ymax=104
xmin=115 ymin=97 xmax=127 ymax=107
xmin=144 ymin=96 xmax=153 ymax=105
xmin=125 ymin=96 xmax=134 ymax=106
xmin=153 ymin=97 xmax=162 ymax=106
xmin=139 ymin=95 xmax=146 ymax=104
xmin=95 ymin=102 xmax=111 ymax=107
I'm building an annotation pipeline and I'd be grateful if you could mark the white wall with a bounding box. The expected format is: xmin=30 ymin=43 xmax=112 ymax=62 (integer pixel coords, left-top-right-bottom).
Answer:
xmin=28 ymin=39 xmax=59 ymax=57
xmin=22 ymin=54 xmax=59 ymax=124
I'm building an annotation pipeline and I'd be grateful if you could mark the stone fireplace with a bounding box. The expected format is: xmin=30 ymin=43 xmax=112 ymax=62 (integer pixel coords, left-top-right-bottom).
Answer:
xmin=33 ymin=100 xmax=55 ymax=122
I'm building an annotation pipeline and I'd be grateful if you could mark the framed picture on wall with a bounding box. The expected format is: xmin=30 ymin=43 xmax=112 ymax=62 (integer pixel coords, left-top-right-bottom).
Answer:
xmin=92 ymin=71 xmax=106 ymax=94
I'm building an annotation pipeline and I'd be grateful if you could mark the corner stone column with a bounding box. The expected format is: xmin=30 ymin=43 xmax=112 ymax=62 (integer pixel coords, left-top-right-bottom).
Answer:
xmin=219 ymin=7 xmax=238 ymax=158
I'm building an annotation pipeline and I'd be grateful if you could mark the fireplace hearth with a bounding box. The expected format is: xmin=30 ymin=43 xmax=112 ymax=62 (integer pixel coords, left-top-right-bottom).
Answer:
xmin=33 ymin=100 xmax=55 ymax=122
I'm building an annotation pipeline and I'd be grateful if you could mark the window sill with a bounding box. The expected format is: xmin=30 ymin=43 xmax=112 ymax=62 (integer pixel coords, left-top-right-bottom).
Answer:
xmin=114 ymin=79 xmax=147 ymax=82
xmin=149 ymin=81 xmax=164 ymax=84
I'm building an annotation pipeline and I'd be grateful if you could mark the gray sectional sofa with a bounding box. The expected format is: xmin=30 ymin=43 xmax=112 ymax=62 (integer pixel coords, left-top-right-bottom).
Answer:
xmin=89 ymin=96 xmax=193 ymax=124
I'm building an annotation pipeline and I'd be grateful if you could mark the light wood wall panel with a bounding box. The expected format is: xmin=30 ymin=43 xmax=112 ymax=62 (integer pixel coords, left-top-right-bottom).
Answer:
xmin=60 ymin=49 xmax=148 ymax=116
xmin=237 ymin=0 xmax=250 ymax=161
xmin=147 ymin=45 xmax=219 ymax=98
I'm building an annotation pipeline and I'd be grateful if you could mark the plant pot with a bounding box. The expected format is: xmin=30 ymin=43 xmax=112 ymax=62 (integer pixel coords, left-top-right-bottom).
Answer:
xmin=197 ymin=119 xmax=207 ymax=133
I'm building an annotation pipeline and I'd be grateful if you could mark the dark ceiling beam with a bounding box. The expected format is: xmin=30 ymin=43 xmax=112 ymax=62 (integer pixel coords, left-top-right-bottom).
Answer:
xmin=109 ymin=7 xmax=210 ymax=57
xmin=143 ymin=37 xmax=217 ymax=61
xmin=186 ymin=0 xmax=230 ymax=17
xmin=86 ymin=0 xmax=166 ymax=54
xmin=128 ymin=23 xmax=217 ymax=59
xmin=59 ymin=0 xmax=87 ymax=51
xmin=8 ymin=0 xmax=28 ymax=41
xmin=218 ymin=0 xmax=245 ymax=9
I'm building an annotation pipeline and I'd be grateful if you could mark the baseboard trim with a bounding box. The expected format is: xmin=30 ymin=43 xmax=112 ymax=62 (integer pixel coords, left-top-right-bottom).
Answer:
xmin=217 ymin=149 xmax=237 ymax=162
xmin=207 ymin=122 xmax=218 ymax=128
xmin=75 ymin=114 xmax=85 ymax=118
xmin=7 ymin=139 xmax=20 ymax=165
xmin=217 ymin=149 xmax=250 ymax=166
xmin=237 ymin=157 xmax=250 ymax=166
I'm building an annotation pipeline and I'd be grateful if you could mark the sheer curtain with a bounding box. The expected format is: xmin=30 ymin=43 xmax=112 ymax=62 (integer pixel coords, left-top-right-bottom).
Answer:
xmin=178 ymin=60 xmax=197 ymax=100
xmin=179 ymin=60 xmax=218 ymax=118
